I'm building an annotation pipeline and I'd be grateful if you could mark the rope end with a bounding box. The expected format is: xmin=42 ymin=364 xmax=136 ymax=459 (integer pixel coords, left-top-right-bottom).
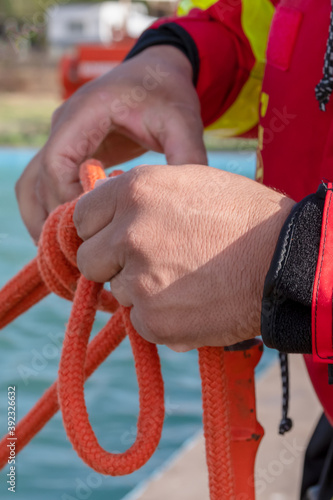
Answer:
xmin=279 ymin=417 xmax=293 ymax=435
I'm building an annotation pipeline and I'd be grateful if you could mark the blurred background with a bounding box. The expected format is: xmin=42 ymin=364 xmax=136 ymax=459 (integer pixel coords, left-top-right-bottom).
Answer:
xmin=0 ymin=0 xmax=257 ymax=149
xmin=0 ymin=0 xmax=176 ymax=148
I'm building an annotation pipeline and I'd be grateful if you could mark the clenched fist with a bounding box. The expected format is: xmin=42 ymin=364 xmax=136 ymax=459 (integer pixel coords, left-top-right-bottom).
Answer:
xmin=74 ymin=164 xmax=294 ymax=351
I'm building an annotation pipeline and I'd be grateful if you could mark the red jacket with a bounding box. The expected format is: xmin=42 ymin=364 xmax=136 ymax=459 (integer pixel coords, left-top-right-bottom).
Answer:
xmin=152 ymin=0 xmax=333 ymax=422
xmin=260 ymin=0 xmax=333 ymax=424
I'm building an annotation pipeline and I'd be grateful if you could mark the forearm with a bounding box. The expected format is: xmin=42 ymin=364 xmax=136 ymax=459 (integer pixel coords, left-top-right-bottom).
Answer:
xmin=125 ymin=18 xmax=250 ymax=127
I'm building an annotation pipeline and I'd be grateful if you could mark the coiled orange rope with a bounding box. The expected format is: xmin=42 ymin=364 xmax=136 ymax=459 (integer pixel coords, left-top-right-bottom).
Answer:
xmin=0 ymin=160 xmax=238 ymax=498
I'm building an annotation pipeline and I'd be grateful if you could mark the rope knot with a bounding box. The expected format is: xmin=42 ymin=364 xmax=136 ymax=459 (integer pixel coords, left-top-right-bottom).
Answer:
xmin=37 ymin=199 xmax=81 ymax=300
xmin=36 ymin=159 xmax=117 ymax=312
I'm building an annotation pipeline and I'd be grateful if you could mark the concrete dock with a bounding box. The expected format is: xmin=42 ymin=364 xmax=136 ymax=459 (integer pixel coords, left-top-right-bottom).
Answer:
xmin=127 ymin=354 xmax=322 ymax=500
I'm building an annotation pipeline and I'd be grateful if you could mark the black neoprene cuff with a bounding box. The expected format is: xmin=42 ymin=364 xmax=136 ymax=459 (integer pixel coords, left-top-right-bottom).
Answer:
xmin=261 ymin=184 xmax=327 ymax=354
xmin=124 ymin=23 xmax=200 ymax=86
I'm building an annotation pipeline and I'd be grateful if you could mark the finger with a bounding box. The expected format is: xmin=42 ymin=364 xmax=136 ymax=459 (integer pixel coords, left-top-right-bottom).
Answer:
xmin=130 ymin=307 xmax=191 ymax=351
xmin=154 ymin=111 xmax=208 ymax=165
xmin=15 ymin=152 xmax=49 ymax=243
xmin=130 ymin=301 xmax=197 ymax=351
xmin=109 ymin=272 xmax=133 ymax=307
xmin=39 ymin=100 xmax=115 ymax=212
xmin=76 ymin=221 xmax=123 ymax=282
xmin=130 ymin=306 xmax=156 ymax=344
xmin=165 ymin=344 xmax=192 ymax=353
xmin=37 ymin=166 xmax=83 ymax=215
xmin=94 ymin=130 xmax=147 ymax=167
xmin=73 ymin=174 xmax=122 ymax=241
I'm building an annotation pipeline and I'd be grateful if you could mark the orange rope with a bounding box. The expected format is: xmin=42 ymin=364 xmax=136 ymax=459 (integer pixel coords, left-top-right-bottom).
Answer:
xmin=0 ymin=160 xmax=235 ymax=498
xmin=199 ymin=347 xmax=235 ymax=498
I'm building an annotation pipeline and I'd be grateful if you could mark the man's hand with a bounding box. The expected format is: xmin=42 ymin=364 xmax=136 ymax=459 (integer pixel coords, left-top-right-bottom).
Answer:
xmin=74 ymin=164 xmax=295 ymax=351
xmin=15 ymin=46 xmax=207 ymax=243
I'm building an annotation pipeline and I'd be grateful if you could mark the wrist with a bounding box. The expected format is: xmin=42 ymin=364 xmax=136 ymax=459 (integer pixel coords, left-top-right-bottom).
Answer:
xmin=135 ymin=45 xmax=194 ymax=83
xmin=124 ymin=23 xmax=198 ymax=84
xmin=245 ymin=190 xmax=295 ymax=338
xmin=257 ymin=195 xmax=296 ymax=301
xmin=261 ymin=184 xmax=328 ymax=354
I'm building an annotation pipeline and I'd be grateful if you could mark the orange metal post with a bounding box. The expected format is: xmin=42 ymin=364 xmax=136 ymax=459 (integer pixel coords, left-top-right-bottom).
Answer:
xmin=225 ymin=339 xmax=264 ymax=499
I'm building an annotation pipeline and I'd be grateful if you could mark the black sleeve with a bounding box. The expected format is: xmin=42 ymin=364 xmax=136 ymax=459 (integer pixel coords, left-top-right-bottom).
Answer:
xmin=261 ymin=184 xmax=326 ymax=354
xmin=124 ymin=22 xmax=200 ymax=86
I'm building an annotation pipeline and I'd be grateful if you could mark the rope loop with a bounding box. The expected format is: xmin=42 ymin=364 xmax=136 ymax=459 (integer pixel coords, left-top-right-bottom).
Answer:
xmin=0 ymin=159 xmax=241 ymax=499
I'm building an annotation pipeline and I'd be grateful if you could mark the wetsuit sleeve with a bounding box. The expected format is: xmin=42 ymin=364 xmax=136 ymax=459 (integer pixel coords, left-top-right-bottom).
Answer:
xmin=125 ymin=3 xmax=255 ymax=128
xmin=261 ymin=187 xmax=324 ymax=354
xmin=261 ymin=182 xmax=333 ymax=375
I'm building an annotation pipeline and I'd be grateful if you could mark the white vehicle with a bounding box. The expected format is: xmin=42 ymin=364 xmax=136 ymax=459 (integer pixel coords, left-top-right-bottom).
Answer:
xmin=47 ymin=1 xmax=156 ymax=48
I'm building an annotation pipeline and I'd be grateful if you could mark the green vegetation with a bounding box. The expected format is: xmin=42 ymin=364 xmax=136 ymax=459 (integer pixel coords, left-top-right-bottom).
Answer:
xmin=0 ymin=93 xmax=258 ymax=150
xmin=1 ymin=0 xmax=104 ymax=19
xmin=0 ymin=0 xmax=258 ymax=150
xmin=0 ymin=93 xmax=60 ymax=147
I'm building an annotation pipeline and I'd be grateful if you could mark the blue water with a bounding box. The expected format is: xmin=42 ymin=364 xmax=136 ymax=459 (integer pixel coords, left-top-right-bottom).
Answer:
xmin=0 ymin=148 xmax=276 ymax=500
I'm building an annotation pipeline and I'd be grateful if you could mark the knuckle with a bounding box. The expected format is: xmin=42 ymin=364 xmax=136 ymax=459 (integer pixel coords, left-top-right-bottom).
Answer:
xmin=131 ymin=298 xmax=176 ymax=346
xmin=109 ymin=275 xmax=132 ymax=306
xmin=134 ymin=300 xmax=168 ymax=345
xmin=126 ymin=167 xmax=151 ymax=205
xmin=43 ymin=152 xmax=61 ymax=183
xmin=43 ymin=148 xmax=76 ymax=187
xmin=139 ymin=313 xmax=160 ymax=344
xmin=124 ymin=227 xmax=140 ymax=253
xmin=110 ymin=273 xmax=125 ymax=294
xmin=131 ymin=276 xmax=146 ymax=301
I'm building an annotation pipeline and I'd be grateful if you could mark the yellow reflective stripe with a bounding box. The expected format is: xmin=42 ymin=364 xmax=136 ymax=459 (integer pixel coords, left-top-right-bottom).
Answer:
xmin=258 ymin=124 xmax=264 ymax=150
xmin=206 ymin=61 xmax=264 ymax=137
xmin=260 ymin=92 xmax=269 ymax=118
xmin=176 ymin=0 xmax=275 ymax=136
xmin=177 ymin=0 xmax=275 ymax=58
xmin=241 ymin=0 xmax=275 ymax=63
xmin=177 ymin=0 xmax=218 ymax=16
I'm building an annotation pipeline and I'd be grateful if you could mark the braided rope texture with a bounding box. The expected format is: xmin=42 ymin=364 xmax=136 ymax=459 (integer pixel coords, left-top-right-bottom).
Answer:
xmin=315 ymin=0 xmax=333 ymax=110
xmin=0 ymin=159 xmax=263 ymax=499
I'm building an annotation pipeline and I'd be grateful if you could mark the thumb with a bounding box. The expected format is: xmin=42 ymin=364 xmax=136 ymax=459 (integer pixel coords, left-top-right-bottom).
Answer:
xmin=159 ymin=113 xmax=208 ymax=165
